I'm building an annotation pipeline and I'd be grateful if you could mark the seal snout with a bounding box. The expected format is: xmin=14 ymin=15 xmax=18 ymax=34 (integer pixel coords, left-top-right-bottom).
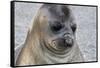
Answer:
xmin=63 ymin=34 xmax=73 ymax=47
xmin=52 ymin=33 xmax=73 ymax=50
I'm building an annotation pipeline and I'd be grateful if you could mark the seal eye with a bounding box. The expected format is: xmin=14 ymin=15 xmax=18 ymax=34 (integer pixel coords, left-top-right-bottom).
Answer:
xmin=71 ymin=23 xmax=76 ymax=32
xmin=50 ymin=22 xmax=63 ymax=32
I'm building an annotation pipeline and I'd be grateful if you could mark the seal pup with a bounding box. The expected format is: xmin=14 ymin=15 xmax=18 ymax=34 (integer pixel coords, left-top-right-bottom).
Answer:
xmin=16 ymin=4 xmax=84 ymax=66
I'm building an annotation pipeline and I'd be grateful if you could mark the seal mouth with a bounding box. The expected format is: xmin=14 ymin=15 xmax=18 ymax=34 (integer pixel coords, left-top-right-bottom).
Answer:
xmin=51 ymin=37 xmax=73 ymax=50
xmin=46 ymin=34 xmax=74 ymax=54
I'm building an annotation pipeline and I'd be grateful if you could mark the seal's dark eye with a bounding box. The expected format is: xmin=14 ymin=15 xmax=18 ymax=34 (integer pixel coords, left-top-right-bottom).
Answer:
xmin=50 ymin=22 xmax=63 ymax=32
xmin=71 ymin=23 xmax=77 ymax=32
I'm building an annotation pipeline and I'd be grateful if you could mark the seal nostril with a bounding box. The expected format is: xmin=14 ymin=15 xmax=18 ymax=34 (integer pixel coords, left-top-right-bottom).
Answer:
xmin=64 ymin=34 xmax=67 ymax=38
xmin=65 ymin=38 xmax=72 ymax=44
xmin=63 ymin=33 xmax=70 ymax=37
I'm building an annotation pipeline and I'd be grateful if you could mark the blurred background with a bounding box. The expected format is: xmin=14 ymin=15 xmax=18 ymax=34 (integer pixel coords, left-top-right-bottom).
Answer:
xmin=14 ymin=2 xmax=97 ymax=63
